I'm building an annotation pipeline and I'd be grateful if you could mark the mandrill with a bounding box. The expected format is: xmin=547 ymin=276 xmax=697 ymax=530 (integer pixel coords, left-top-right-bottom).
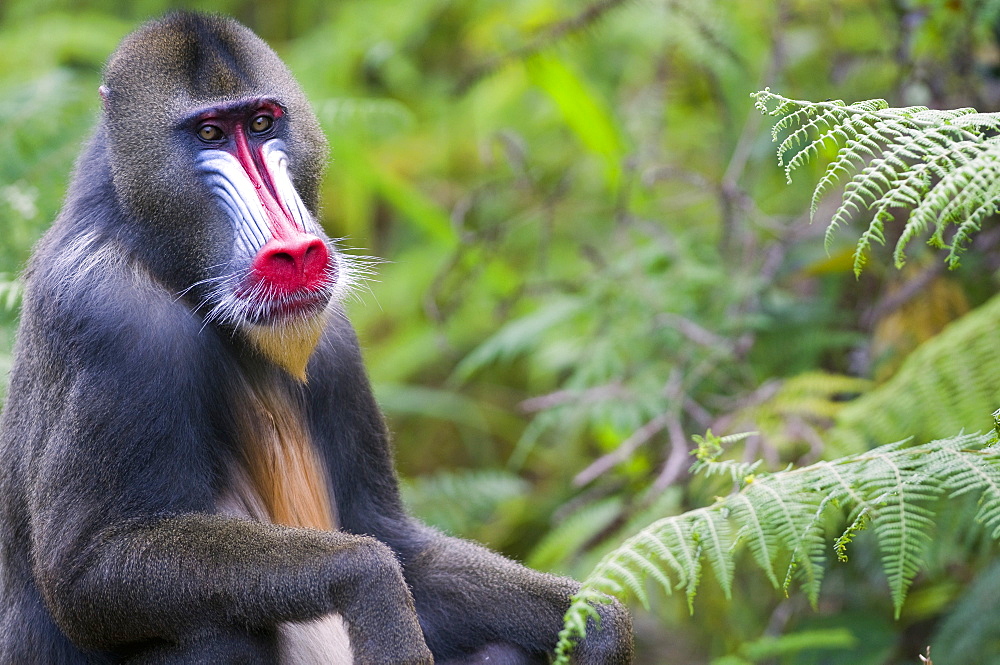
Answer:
xmin=0 ymin=12 xmax=633 ymax=665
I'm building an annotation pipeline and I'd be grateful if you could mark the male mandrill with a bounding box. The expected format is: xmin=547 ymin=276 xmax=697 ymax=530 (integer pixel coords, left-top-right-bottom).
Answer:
xmin=0 ymin=11 xmax=632 ymax=665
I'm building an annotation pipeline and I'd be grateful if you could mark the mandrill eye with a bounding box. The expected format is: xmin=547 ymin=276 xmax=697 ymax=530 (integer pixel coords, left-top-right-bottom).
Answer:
xmin=197 ymin=124 xmax=224 ymax=142
xmin=249 ymin=114 xmax=273 ymax=134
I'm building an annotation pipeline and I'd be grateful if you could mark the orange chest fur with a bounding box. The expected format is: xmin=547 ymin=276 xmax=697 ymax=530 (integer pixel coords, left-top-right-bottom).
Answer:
xmin=222 ymin=377 xmax=336 ymax=531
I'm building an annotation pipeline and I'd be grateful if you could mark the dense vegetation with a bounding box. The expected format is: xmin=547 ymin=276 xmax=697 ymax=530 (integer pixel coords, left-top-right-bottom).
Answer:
xmin=4 ymin=1 xmax=1000 ymax=662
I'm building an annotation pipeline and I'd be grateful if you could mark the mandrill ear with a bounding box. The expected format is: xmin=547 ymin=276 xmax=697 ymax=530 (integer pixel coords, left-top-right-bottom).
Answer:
xmin=99 ymin=85 xmax=110 ymax=107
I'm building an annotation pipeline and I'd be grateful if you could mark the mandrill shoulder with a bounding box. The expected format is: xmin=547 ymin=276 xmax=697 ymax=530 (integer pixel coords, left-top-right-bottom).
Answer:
xmin=20 ymin=228 xmax=218 ymax=389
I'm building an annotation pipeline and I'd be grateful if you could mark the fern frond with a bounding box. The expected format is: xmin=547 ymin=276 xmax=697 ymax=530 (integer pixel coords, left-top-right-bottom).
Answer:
xmin=631 ymin=529 xmax=684 ymax=595
xmin=859 ymin=449 xmax=940 ymax=616
xmin=833 ymin=510 xmax=870 ymax=562
xmin=693 ymin=458 xmax=763 ymax=484
xmin=401 ymin=469 xmax=530 ymax=538
xmin=691 ymin=430 xmax=760 ymax=482
xmin=555 ymin=430 xmax=1000 ymax=660
xmin=664 ymin=516 xmax=703 ymax=607
xmin=617 ymin=545 xmax=674 ymax=600
xmin=693 ymin=508 xmax=735 ymax=600
xmin=933 ymin=436 xmax=1000 ymax=538
xmin=526 ymin=498 xmax=624 ymax=572
xmin=746 ymin=477 xmax=826 ymax=604
xmin=753 ymin=89 xmax=1000 ymax=273
xmin=832 ymin=292 xmax=1000 ymax=451
xmin=729 ymin=493 xmax=781 ymax=588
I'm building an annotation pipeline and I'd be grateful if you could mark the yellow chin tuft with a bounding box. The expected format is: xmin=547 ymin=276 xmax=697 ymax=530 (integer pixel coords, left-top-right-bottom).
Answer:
xmin=245 ymin=314 xmax=326 ymax=382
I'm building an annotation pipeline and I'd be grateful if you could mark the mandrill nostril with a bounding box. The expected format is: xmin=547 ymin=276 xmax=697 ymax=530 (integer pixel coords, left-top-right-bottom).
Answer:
xmin=301 ymin=239 xmax=328 ymax=275
xmin=252 ymin=235 xmax=329 ymax=291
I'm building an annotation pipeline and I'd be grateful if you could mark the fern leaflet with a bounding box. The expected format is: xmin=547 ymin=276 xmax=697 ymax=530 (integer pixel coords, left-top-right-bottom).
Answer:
xmin=753 ymin=89 xmax=1000 ymax=274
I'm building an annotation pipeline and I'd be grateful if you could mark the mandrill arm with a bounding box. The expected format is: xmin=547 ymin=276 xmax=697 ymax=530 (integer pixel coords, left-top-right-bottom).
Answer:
xmin=401 ymin=532 xmax=634 ymax=665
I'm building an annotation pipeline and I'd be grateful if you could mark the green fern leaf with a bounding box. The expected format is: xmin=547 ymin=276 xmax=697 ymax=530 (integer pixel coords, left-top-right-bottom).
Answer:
xmin=753 ymin=90 xmax=1000 ymax=272
xmin=833 ymin=293 xmax=1000 ymax=450
xmin=556 ymin=430 xmax=1000 ymax=659
xmin=934 ymin=436 xmax=1000 ymax=538
xmin=618 ymin=546 xmax=674 ymax=599
xmin=556 ymin=428 xmax=1000 ymax=659
xmin=730 ymin=493 xmax=781 ymax=588
xmin=693 ymin=509 xmax=735 ymax=600
xmin=632 ymin=530 xmax=683 ymax=595
xmin=604 ymin=560 xmax=648 ymax=608
xmin=857 ymin=449 xmax=941 ymax=617
xmin=745 ymin=478 xmax=826 ymax=604
xmin=664 ymin=516 xmax=702 ymax=610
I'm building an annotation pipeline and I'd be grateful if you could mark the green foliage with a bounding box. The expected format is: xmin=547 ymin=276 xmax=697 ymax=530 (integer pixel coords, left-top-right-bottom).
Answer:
xmin=0 ymin=274 xmax=20 ymax=402
xmin=556 ymin=431 xmax=1000 ymax=660
xmin=709 ymin=628 xmax=858 ymax=665
xmin=525 ymin=53 xmax=627 ymax=186
xmin=832 ymin=292 xmax=1000 ymax=452
xmin=0 ymin=276 xmax=22 ymax=313
xmin=754 ymin=89 xmax=1000 ymax=274
xmin=930 ymin=560 xmax=1000 ymax=665
xmin=401 ymin=469 xmax=529 ymax=540
xmin=525 ymin=497 xmax=623 ymax=574
xmin=7 ymin=2 xmax=1000 ymax=663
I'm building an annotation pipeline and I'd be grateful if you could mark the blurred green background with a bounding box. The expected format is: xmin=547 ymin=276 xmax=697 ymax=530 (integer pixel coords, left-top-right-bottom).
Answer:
xmin=4 ymin=0 xmax=1000 ymax=662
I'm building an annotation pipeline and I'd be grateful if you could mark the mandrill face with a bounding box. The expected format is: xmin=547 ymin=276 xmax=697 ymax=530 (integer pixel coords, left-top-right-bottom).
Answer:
xmin=98 ymin=13 xmax=359 ymax=378
xmin=190 ymin=99 xmax=335 ymax=327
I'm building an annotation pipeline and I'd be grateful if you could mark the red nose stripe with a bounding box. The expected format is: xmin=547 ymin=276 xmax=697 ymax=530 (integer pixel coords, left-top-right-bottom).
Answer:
xmin=232 ymin=125 xmax=298 ymax=238
xmin=251 ymin=235 xmax=329 ymax=293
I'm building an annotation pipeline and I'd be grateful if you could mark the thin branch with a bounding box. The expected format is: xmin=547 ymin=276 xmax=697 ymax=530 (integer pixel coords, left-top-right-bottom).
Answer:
xmin=653 ymin=413 xmax=692 ymax=490
xmin=574 ymin=413 xmax=671 ymax=486
xmin=656 ymin=313 xmax=730 ymax=349
xmin=519 ymin=381 xmax=630 ymax=414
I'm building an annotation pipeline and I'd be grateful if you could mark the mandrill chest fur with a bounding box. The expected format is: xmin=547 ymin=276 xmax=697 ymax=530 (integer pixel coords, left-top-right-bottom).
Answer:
xmin=216 ymin=362 xmax=353 ymax=665
xmin=215 ymin=365 xmax=335 ymax=532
